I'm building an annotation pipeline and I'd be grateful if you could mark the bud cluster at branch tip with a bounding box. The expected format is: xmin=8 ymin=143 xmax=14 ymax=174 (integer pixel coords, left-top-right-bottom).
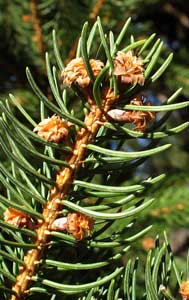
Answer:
xmin=113 ymin=51 xmax=144 ymax=86
xmin=61 ymin=58 xmax=104 ymax=88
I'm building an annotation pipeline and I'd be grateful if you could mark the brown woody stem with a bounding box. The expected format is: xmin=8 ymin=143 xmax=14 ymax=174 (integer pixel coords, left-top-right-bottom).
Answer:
xmin=10 ymin=88 xmax=115 ymax=300
xmin=89 ymin=0 xmax=105 ymax=21
xmin=30 ymin=0 xmax=46 ymax=72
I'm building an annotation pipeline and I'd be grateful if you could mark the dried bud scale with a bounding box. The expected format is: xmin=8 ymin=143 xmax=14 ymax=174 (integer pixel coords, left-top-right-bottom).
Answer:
xmin=51 ymin=213 xmax=94 ymax=241
xmin=61 ymin=57 xmax=104 ymax=88
xmin=51 ymin=217 xmax=67 ymax=231
xmin=142 ymin=237 xmax=155 ymax=251
xmin=33 ymin=115 xmax=70 ymax=142
xmin=180 ymin=281 xmax=189 ymax=299
xmin=113 ymin=51 xmax=145 ymax=86
xmin=3 ymin=208 xmax=34 ymax=230
xmin=130 ymin=96 xmax=155 ymax=131
xmin=108 ymin=96 xmax=155 ymax=132
xmin=107 ymin=109 xmax=131 ymax=122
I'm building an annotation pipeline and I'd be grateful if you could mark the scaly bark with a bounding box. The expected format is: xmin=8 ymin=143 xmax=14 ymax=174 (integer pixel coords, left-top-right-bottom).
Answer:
xmin=10 ymin=88 xmax=116 ymax=300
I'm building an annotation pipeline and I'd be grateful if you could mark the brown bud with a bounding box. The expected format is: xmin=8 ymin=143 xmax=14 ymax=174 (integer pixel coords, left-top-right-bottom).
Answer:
xmin=66 ymin=212 xmax=94 ymax=240
xmin=142 ymin=237 xmax=155 ymax=251
xmin=33 ymin=115 xmax=70 ymax=142
xmin=108 ymin=96 xmax=155 ymax=132
xmin=3 ymin=208 xmax=34 ymax=230
xmin=113 ymin=51 xmax=144 ymax=86
xmin=61 ymin=58 xmax=104 ymax=88
xmin=180 ymin=281 xmax=189 ymax=299
xmin=51 ymin=213 xmax=94 ymax=241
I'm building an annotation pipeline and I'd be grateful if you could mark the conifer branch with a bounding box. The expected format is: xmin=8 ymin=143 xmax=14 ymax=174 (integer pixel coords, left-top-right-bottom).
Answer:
xmin=10 ymin=87 xmax=117 ymax=300
xmin=0 ymin=15 xmax=188 ymax=300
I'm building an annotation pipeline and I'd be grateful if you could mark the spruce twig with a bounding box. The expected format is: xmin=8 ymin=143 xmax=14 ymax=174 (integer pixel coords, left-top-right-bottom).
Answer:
xmin=10 ymin=88 xmax=116 ymax=300
xmin=0 ymin=15 xmax=187 ymax=300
